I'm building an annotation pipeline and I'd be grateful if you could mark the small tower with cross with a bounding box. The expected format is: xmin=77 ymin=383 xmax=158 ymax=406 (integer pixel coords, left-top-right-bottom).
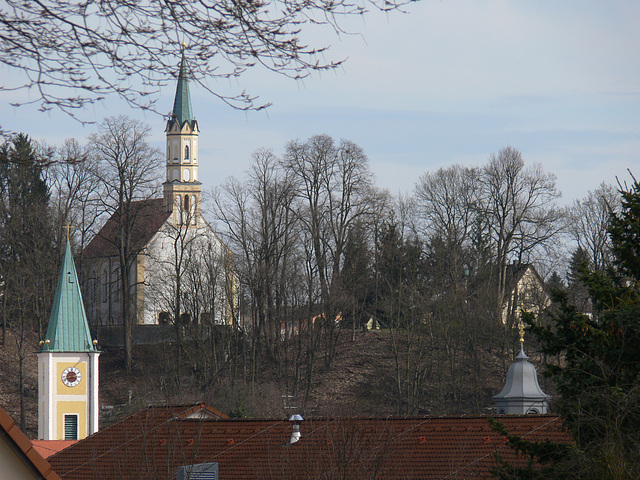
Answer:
xmin=493 ymin=321 xmax=550 ymax=415
xmin=37 ymin=236 xmax=100 ymax=440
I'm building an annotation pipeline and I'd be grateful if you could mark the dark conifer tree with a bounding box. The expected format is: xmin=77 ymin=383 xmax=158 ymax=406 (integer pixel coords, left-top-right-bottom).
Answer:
xmin=493 ymin=176 xmax=640 ymax=479
xmin=0 ymin=134 xmax=56 ymax=433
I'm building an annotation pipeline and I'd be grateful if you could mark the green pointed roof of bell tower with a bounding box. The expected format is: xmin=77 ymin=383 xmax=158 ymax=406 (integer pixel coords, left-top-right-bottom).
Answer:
xmin=171 ymin=50 xmax=194 ymax=127
xmin=41 ymin=239 xmax=96 ymax=352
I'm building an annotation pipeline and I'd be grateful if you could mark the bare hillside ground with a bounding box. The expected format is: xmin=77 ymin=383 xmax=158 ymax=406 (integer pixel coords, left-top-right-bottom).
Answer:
xmin=0 ymin=326 xmax=546 ymax=438
xmin=0 ymin=330 xmax=39 ymax=438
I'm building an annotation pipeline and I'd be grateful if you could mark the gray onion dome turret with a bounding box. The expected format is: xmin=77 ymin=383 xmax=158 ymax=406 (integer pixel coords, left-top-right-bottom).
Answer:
xmin=494 ymin=323 xmax=550 ymax=415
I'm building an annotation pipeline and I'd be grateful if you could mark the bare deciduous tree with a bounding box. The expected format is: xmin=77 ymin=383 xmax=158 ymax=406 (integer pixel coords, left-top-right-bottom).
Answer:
xmin=414 ymin=165 xmax=479 ymax=247
xmin=479 ymin=147 xmax=562 ymax=326
xmin=213 ymin=149 xmax=301 ymax=392
xmin=49 ymin=139 xmax=103 ymax=263
xmin=1 ymin=0 xmax=413 ymax=135
xmin=569 ymin=182 xmax=619 ymax=272
xmin=283 ymin=135 xmax=373 ymax=367
xmin=88 ymin=116 xmax=162 ymax=371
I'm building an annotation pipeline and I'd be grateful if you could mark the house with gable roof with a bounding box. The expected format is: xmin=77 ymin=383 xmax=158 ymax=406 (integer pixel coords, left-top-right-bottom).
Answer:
xmin=82 ymin=52 xmax=235 ymax=330
xmin=0 ymin=405 xmax=61 ymax=480
xmin=502 ymin=263 xmax=550 ymax=326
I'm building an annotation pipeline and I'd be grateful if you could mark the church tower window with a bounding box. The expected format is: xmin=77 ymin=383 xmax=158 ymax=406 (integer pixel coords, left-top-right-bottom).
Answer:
xmin=185 ymin=145 xmax=190 ymax=159
xmin=184 ymin=169 xmax=191 ymax=182
xmin=101 ymin=266 xmax=108 ymax=303
xmin=112 ymin=265 xmax=120 ymax=302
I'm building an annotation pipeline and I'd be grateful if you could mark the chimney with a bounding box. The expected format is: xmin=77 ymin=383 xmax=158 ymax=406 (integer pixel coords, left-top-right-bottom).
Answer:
xmin=288 ymin=414 xmax=303 ymax=445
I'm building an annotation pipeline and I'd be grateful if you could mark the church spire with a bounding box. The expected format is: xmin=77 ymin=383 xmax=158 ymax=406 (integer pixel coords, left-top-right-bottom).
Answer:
xmin=38 ymin=236 xmax=100 ymax=440
xmin=41 ymin=238 xmax=96 ymax=353
xmin=164 ymin=49 xmax=202 ymax=227
xmin=171 ymin=48 xmax=194 ymax=128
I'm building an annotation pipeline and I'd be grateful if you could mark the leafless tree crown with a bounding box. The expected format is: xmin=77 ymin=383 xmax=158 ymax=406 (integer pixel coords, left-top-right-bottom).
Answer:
xmin=1 ymin=0 xmax=414 ymax=126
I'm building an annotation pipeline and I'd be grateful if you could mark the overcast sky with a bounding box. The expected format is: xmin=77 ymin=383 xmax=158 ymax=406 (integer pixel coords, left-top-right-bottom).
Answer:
xmin=2 ymin=1 xmax=639 ymax=203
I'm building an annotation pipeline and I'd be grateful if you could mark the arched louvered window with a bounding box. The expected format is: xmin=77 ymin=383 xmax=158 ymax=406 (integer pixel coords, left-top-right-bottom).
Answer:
xmin=177 ymin=195 xmax=183 ymax=224
xmin=101 ymin=266 xmax=108 ymax=303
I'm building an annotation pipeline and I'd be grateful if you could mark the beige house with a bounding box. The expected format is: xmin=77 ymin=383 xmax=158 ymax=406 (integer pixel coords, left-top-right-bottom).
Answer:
xmin=502 ymin=263 xmax=550 ymax=325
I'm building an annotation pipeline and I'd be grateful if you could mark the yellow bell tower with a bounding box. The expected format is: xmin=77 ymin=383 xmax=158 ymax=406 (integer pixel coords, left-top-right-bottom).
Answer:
xmin=37 ymin=238 xmax=99 ymax=440
xmin=164 ymin=48 xmax=202 ymax=228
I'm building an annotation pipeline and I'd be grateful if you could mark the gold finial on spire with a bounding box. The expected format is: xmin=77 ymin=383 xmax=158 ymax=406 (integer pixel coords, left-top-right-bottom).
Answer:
xmin=63 ymin=224 xmax=73 ymax=241
xmin=518 ymin=320 xmax=525 ymax=344
xmin=181 ymin=41 xmax=186 ymax=50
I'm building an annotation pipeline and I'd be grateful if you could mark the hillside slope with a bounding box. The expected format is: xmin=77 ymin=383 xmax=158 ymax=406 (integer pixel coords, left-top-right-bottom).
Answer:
xmin=0 ymin=327 xmax=544 ymax=438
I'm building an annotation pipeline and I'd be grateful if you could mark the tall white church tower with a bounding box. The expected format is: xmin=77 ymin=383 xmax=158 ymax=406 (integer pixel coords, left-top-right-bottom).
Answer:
xmin=38 ymin=238 xmax=99 ymax=440
xmin=164 ymin=49 xmax=202 ymax=228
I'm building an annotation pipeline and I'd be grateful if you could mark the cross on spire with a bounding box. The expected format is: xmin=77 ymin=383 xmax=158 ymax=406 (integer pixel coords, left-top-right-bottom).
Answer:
xmin=63 ymin=224 xmax=73 ymax=240
xmin=518 ymin=320 xmax=525 ymax=344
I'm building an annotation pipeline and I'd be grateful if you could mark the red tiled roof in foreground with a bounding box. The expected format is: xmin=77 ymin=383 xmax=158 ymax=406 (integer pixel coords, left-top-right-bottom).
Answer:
xmin=32 ymin=440 xmax=77 ymax=459
xmin=0 ymin=406 xmax=62 ymax=480
xmin=48 ymin=403 xmax=570 ymax=480
xmin=84 ymin=198 xmax=171 ymax=258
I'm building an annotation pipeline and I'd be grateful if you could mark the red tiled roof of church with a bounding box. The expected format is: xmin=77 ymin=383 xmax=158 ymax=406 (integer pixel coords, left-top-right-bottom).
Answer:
xmin=48 ymin=403 xmax=570 ymax=480
xmin=84 ymin=198 xmax=171 ymax=258
xmin=31 ymin=440 xmax=77 ymax=459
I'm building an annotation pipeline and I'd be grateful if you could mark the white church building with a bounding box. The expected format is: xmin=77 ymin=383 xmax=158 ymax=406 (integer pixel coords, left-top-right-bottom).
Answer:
xmin=83 ymin=53 xmax=235 ymax=328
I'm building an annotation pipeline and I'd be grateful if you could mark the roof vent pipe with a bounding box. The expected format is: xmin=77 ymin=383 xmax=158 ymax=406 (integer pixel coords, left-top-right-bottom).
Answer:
xmin=289 ymin=414 xmax=303 ymax=445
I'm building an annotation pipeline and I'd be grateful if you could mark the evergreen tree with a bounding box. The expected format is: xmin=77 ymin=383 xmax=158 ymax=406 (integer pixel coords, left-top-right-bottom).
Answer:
xmin=608 ymin=177 xmax=640 ymax=279
xmin=0 ymin=133 xmax=56 ymax=432
xmin=547 ymin=271 xmax=565 ymax=291
xmin=340 ymin=222 xmax=374 ymax=336
xmin=565 ymin=247 xmax=593 ymax=318
xmin=493 ymin=176 xmax=640 ymax=479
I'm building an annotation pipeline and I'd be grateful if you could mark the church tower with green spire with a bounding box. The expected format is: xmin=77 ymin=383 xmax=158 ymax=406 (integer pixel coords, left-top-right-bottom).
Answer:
xmin=37 ymin=238 xmax=100 ymax=441
xmin=164 ymin=48 xmax=202 ymax=228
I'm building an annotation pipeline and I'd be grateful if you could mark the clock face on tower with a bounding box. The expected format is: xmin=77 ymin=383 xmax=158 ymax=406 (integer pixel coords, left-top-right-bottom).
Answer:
xmin=61 ymin=367 xmax=82 ymax=387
